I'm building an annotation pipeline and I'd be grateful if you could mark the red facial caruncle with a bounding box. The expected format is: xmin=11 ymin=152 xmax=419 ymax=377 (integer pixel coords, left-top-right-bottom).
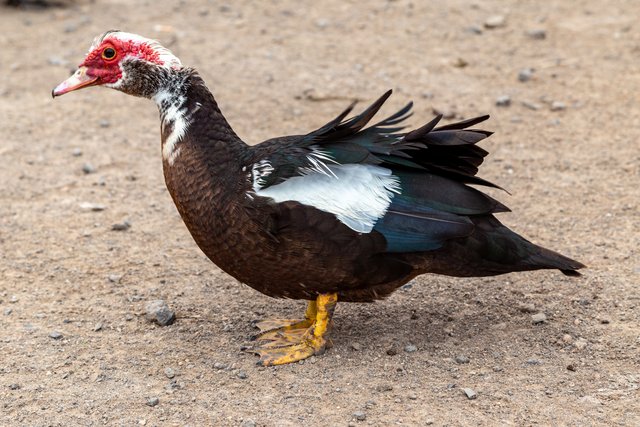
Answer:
xmin=80 ymin=37 xmax=164 ymax=84
xmin=52 ymin=32 xmax=180 ymax=98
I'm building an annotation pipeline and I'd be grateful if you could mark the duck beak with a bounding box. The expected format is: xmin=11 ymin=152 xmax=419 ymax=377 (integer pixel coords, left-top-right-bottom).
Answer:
xmin=52 ymin=67 xmax=99 ymax=98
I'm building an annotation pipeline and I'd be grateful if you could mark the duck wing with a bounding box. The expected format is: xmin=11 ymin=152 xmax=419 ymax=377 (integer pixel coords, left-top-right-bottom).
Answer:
xmin=246 ymin=91 xmax=507 ymax=252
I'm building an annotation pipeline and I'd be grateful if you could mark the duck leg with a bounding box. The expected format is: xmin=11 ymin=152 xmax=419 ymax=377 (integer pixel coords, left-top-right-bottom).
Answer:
xmin=245 ymin=293 xmax=338 ymax=366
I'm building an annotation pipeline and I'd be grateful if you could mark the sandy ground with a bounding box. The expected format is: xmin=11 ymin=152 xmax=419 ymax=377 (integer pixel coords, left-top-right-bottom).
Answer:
xmin=1 ymin=0 xmax=639 ymax=425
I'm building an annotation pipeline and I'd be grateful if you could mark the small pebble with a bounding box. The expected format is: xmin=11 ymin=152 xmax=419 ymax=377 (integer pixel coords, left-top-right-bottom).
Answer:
xmin=108 ymin=274 xmax=121 ymax=283
xmin=376 ymin=384 xmax=393 ymax=392
xmin=72 ymin=148 xmax=82 ymax=157
xmin=526 ymin=358 xmax=542 ymax=365
xmin=408 ymin=393 xmax=418 ymax=400
xmin=3 ymin=308 xmax=12 ymax=316
xmin=484 ymin=15 xmax=506 ymax=29
xmin=386 ymin=347 xmax=398 ymax=356
xmin=551 ymin=101 xmax=566 ymax=111
xmin=531 ymin=312 xmax=547 ymax=324
xmin=237 ymin=371 xmax=247 ymax=379
xmin=9 ymin=384 xmax=20 ymax=390
xmin=353 ymin=411 xmax=366 ymax=421
xmin=404 ymin=344 xmax=417 ymax=353
xmin=465 ymin=25 xmax=483 ymax=35
xmin=463 ymin=388 xmax=477 ymax=399
xmin=574 ymin=338 xmax=588 ymax=350
xmin=82 ymin=163 xmax=96 ymax=174
xmin=452 ymin=57 xmax=468 ymax=68
xmin=213 ymin=362 xmax=228 ymax=370
xmin=79 ymin=202 xmax=106 ymax=211
xmin=518 ymin=302 xmax=537 ymax=313
xmin=350 ymin=342 xmax=362 ymax=351
xmin=164 ymin=367 xmax=175 ymax=379
xmin=49 ymin=331 xmax=63 ymax=340
xmin=145 ymin=300 xmax=176 ymax=326
xmin=562 ymin=334 xmax=573 ymax=343
xmin=518 ymin=68 xmax=534 ymax=82
xmin=111 ymin=221 xmax=131 ymax=231
xmin=99 ymin=119 xmax=110 ymax=128
xmin=146 ymin=397 xmax=159 ymax=407
xmin=496 ymin=95 xmax=511 ymax=107
xmin=455 ymin=355 xmax=470 ymax=364
xmin=241 ymin=421 xmax=256 ymax=427
xmin=521 ymin=101 xmax=541 ymax=110
xmin=526 ymin=29 xmax=547 ymax=40
xmin=93 ymin=322 xmax=103 ymax=332
xmin=567 ymin=364 xmax=576 ymax=371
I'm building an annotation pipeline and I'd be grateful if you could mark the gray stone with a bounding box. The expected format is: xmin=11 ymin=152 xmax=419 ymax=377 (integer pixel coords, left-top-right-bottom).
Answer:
xmin=164 ymin=367 xmax=175 ymax=379
xmin=146 ymin=397 xmax=159 ymax=407
xmin=551 ymin=101 xmax=566 ymax=111
xmin=466 ymin=25 xmax=483 ymax=35
xmin=353 ymin=411 xmax=366 ymax=421
xmin=79 ymin=202 xmax=106 ymax=211
xmin=49 ymin=331 xmax=63 ymax=340
xmin=496 ymin=95 xmax=511 ymax=107
xmin=574 ymin=338 xmax=588 ymax=350
xmin=241 ymin=421 xmax=256 ymax=427
xmin=237 ymin=370 xmax=247 ymax=379
xmin=531 ymin=312 xmax=547 ymax=324
xmin=82 ymin=163 xmax=96 ymax=174
xmin=99 ymin=119 xmax=110 ymax=128
xmin=518 ymin=68 xmax=534 ymax=82
xmin=111 ymin=221 xmax=131 ymax=231
xmin=404 ymin=344 xmax=418 ymax=353
xmin=350 ymin=342 xmax=362 ymax=351
xmin=518 ymin=302 xmax=537 ymax=313
xmin=9 ymin=384 xmax=20 ymax=390
xmin=72 ymin=148 xmax=82 ymax=157
xmin=463 ymin=388 xmax=477 ymax=399
xmin=526 ymin=29 xmax=547 ymax=40
xmin=455 ymin=355 xmax=470 ymax=364
xmin=484 ymin=15 xmax=506 ymax=29
xmin=145 ymin=300 xmax=176 ymax=326
xmin=521 ymin=101 xmax=541 ymax=110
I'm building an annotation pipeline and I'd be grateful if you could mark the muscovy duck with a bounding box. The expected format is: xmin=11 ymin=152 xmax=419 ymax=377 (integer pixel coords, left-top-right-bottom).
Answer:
xmin=53 ymin=31 xmax=584 ymax=366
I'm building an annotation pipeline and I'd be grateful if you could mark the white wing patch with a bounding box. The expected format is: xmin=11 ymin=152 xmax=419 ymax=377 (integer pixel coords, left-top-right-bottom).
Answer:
xmin=256 ymin=164 xmax=401 ymax=233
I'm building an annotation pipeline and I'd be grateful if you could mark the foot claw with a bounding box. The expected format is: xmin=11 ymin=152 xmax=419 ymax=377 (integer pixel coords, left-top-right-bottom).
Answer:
xmin=244 ymin=294 xmax=337 ymax=366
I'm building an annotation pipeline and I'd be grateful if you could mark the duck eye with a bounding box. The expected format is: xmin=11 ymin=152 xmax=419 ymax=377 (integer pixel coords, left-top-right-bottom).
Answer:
xmin=102 ymin=47 xmax=117 ymax=60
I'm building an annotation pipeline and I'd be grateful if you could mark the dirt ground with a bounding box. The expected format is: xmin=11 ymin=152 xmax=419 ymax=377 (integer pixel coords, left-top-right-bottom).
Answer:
xmin=1 ymin=0 xmax=639 ymax=425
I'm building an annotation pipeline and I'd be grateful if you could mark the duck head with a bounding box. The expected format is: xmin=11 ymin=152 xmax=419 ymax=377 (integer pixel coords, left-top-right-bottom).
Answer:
xmin=52 ymin=30 xmax=182 ymax=99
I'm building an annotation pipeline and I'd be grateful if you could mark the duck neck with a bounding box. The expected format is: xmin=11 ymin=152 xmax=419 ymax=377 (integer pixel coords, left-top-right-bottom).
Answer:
xmin=151 ymin=69 xmax=246 ymax=167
